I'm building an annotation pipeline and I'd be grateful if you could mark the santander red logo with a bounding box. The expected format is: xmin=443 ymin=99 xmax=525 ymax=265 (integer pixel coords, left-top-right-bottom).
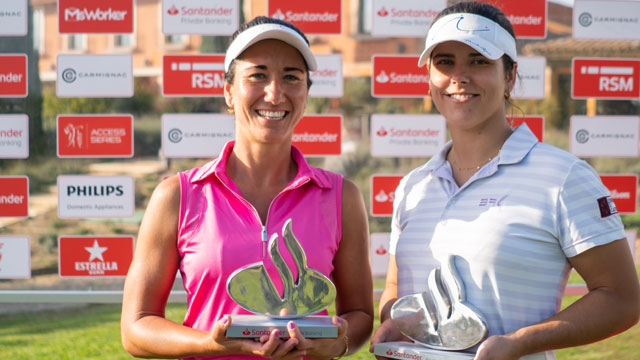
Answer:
xmin=376 ymin=127 xmax=388 ymax=137
xmin=377 ymin=7 xmax=389 ymax=17
xmin=386 ymin=350 xmax=393 ymax=356
xmin=376 ymin=245 xmax=388 ymax=255
xmin=242 ymin=329 xmax=251 ymax=336
xmin=167 ymin=5 xmax=179 ymax=15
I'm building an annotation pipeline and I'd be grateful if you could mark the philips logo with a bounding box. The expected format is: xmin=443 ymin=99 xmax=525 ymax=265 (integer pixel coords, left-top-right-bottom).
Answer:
xmin=66 ymin=185 xmax=124 ymax=197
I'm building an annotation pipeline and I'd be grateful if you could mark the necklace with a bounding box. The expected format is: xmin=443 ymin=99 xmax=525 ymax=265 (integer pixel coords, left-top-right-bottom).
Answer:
xmin=448 ymin=150 xmax=500 ymax=172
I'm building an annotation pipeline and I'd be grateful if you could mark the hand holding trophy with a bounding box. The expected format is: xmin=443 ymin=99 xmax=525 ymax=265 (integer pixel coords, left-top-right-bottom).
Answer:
xmin=374 ymin=255 xmax=487 ymax=359
xmin=226 ymin=218 xmax=339 ymax=339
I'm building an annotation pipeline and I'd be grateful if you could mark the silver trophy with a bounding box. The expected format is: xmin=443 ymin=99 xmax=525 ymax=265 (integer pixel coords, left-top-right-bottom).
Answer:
xmin=374 ymin=255 xmax=488 ymax=359
xmin=225 ymin=218 xmax=338 ymax=338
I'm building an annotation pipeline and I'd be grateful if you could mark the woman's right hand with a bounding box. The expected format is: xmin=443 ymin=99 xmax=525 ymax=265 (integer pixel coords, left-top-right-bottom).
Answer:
xmin=212 ymin=316 xmax=306 ymax=360
xmin=369 ymin=318 xmax=409 ymax=360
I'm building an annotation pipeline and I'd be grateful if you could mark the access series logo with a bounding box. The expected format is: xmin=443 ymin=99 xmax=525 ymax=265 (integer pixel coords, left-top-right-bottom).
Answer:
xmin=57 ymin=115 xmax=133 ymax=158
xmin=58 ymin=236 xmax=134 ymax=277
xmin=58 ymin=0 xmax=133 ymax=33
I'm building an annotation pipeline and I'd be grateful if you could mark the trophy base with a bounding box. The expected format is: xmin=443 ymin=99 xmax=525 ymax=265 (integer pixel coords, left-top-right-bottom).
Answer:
xmin=374 ymin=341 xmax=475 ymax=360
xmin=226 ymin=314 xmax=338 ymax=338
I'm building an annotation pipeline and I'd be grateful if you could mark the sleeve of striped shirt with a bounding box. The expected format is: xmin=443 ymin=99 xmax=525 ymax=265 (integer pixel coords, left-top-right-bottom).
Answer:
xmin=557 ymin=160 xmax=626 ymax=258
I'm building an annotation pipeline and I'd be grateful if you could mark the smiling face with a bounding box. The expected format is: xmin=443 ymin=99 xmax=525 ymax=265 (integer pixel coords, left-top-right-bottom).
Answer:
xmin=224 ymin=39 xmax=309 ymax=146
xmin=428 ymin=41 xmax=516 ymax=133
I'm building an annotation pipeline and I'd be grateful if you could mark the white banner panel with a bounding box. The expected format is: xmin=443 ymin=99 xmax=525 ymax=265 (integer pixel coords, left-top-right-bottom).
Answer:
xmin=371 ymin=114 xmax=446 ymax=157
xmin=570 ymin=116 xmax=640 ymax=157
xmin=309 ymin=54 xmax=343 ymax=98
xmin=0 ymin=0 xmax=27 ymax=36
xmin=162 ymin=0 xmax=239 ymax=35
xmin=512 ymin=56 xmax=546 ymax=99
xmin=370 ymin=233 xmax=390 ymax=277
xmin=371 ymin=0 xmax=445 ymax=38
xmin=57 ymin=54 xmax=133 ymax=98
xmin=58 ymin=175 xmax=135 ymax=218
xmin=626 ymin=229 xmax=637 ymax=263
xmin=0 ymin=114 xmax=28 ymax=159
xmin=0 ymin=236 xmax=31 ymax=278
xmin=162 ymin=114 xmax=234 ymax=158
xmin=574 ymin=0 xmax=640 ymax=40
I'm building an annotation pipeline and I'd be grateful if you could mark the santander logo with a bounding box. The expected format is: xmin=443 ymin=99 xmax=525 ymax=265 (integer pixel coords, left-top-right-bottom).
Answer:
xmin=386 ymin=350 xmax=393 ymax=356
xmin=374 ymin=190 xmax=389 ymax=202
xmin=242 ymin=329 xmax=251 ymax=335
xmin=376 ymin=71 xmax=390 ymax=84
xmin=167 ymin=5 xmax=179 ymax=15
xmin=376 ymin=245 xmax=388 ymax=255
xmin=272 ymin=9 xmax=286 ymax=20
xmin=377 ymin=7 xmax=389 ymax=17
xmin=376 ymin=127 xmax=388 ymax=137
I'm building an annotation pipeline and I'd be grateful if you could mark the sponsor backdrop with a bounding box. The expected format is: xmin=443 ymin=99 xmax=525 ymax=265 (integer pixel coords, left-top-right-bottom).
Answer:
xmin=0 ymin=0 xmax=638 ymax=282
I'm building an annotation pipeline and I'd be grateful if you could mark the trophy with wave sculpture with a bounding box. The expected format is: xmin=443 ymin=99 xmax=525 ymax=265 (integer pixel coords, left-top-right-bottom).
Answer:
xmin=225 ymin=218 xmax=338 ymax=338
xmin=374 ymin=255 xmax=488 ymax=359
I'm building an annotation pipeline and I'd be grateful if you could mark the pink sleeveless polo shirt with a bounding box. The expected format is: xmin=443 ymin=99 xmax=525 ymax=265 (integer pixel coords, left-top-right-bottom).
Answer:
xmin=177 ymin=141 xmax=343 ymax=360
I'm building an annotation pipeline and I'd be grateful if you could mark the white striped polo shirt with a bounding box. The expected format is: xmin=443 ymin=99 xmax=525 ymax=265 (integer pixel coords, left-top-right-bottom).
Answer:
xmin=390 ymin=124 xmax=625 ymax=359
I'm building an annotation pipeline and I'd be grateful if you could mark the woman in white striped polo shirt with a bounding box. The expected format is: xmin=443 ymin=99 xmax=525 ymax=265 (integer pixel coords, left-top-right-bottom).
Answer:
xmin=371 ymin=2 xmax=639 ymax=360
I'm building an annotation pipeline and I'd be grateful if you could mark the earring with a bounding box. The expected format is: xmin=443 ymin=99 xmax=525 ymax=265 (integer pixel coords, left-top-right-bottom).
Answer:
xmin=504 ymin=90 xmax=511 ymax=100
xmin=227 ymin=107 xmax=234 ymax=114
xmin=428 ymin=88 xmax=431 ymax=97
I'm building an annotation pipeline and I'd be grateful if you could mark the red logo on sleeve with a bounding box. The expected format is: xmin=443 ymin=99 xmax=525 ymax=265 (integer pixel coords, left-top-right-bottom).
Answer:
xmin=597 ymin=196 xmax=618 ymax=218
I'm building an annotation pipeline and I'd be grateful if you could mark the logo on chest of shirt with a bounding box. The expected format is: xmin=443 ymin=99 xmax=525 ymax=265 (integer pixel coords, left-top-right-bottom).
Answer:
xmin=478 ymin=195 xmax=508 ymax=207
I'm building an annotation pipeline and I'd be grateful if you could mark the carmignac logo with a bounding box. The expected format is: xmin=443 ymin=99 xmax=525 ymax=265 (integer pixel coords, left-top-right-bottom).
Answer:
xmin=578 ymin=12 xmax=592 ymax=27
xmin=62 ymin=68 xmax=77 ymax=83
xmin=168 ymin=128 xmax=182 ymax=143
xmin=576 ymin=129 xmax=589 ymax=144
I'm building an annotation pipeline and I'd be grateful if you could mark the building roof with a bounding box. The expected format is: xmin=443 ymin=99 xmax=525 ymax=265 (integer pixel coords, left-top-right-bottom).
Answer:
xmin=523 ymin=37 xmax=640 ymax=61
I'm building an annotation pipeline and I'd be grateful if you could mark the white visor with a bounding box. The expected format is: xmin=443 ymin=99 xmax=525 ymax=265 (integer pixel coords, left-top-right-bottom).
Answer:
xmin=224 ymin=23 xmax=317 ymax=72
xmin=418 ymin=13 xmax=517 ymax=67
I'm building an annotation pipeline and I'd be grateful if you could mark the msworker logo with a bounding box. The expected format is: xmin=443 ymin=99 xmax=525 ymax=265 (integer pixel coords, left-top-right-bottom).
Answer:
xmin=0 ymin=54 xmax=28 ymax=98
xmin=59 ymin=0 xmax=133 ymax=34
xmin=58 ymin=236 xmax=134 ymax=277
xmin=0 ymin=176 xmax=29 ymax=218
xmin=292 ymin=115 xmax=342 ymax=156
xmin=57 ymin=115 xmax=133 ymax=158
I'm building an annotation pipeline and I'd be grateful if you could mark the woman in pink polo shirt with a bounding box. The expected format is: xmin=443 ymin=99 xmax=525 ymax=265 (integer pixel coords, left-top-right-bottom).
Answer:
xmin=121 ymin=16 xmax=373 ymax=360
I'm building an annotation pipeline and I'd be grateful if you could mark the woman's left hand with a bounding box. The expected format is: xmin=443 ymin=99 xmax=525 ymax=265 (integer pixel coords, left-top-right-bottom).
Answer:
xmin=285 ymin=315 xmax=349 ymax=360
xmin=473 ymin=334 xmax=522 ymax=360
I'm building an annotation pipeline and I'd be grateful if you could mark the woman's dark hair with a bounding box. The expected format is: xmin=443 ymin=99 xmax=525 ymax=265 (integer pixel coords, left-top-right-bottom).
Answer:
xmin=224 ymin=16 xmax=313 ymax=89
xmin=432 ymin=2 xmax=517 ymax=76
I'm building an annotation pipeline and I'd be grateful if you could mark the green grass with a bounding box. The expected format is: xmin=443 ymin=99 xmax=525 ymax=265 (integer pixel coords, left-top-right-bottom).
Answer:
xmin=1 ymin=268 xmax=638 ymax=359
